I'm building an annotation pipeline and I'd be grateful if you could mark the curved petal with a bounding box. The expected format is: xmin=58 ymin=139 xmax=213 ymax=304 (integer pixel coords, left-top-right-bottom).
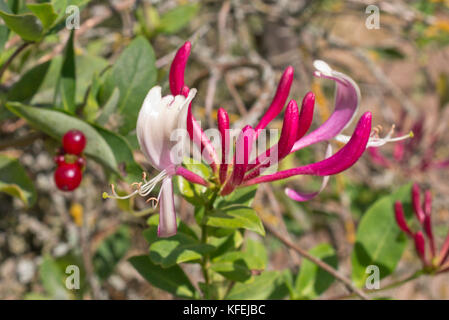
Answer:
xmin=137 ymin=86 xmax=196 ymax=170
xmin=243 ymin=112 xmax=371 ymax=186
xmin=285 ymin=144 xmax=332 ymax=202
xmin=291 ymin=60 xmax=361 ymax=153
xmin=255 ymin=66 xmax=294 ymax=133
xmin=158 ymin=177 xmax=177 ymax=238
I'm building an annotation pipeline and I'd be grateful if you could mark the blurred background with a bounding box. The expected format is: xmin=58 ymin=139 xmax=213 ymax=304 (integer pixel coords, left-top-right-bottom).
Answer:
xmin=1 ymin=0 xmax=449 ymax=299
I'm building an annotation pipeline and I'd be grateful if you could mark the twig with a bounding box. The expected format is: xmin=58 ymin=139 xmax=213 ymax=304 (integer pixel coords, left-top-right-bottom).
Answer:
xmin=264 ymin=222 xmax=370 ymax=300
xmin=327 ymin=270 xmax=423 ymax=300
xmin=262 ymin=185 xmax=301 ymax=265
xmin=0 ymin=132 xmax=44 ymax=151
xmin=0 ymin=42 xmax=31 ymax=82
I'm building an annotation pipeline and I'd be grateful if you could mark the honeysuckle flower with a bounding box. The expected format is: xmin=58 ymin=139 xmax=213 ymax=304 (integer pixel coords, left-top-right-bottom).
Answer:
xmin=394 ymin=183 xmax=449 ymax=273
xmin=171 ymin=42 xmax=383 ymax=202
xmin=104 ymin=86 xmax=209 ymax=238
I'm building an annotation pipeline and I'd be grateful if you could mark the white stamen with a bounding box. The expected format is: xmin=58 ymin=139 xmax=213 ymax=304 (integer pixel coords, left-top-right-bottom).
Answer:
xmin=103 ymin=170 xmax=168 ymax=200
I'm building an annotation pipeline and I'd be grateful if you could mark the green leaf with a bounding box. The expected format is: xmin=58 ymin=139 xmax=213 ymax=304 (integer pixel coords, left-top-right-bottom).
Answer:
xmin=58 ymin=29 xmax=76 ymax=113
xmin=103 ymin=36 xmax=156 ymax=134
xmin=95 ymin=87 xmax=119 ymax=126
xmin=0 ymin=155 xmax=36 ymax=206
xmin=0 ymin=24 xmax=9 ymax=51
xmin=6 ymin=103 xmax=119 ymax=175
xmin=209 ymin=230 xmax=243 ymax=259
xmin=39 ymin=255 xmax=70 ymax=299
xmin=157 ymin=3 xmax=199 ymax=34
xmin=8 ymin=61 xmax=51 ymax=102
xmin=93 ymin=125 xmax=143 ymax=183
xmin=174 ymin=160 xmax=210 ymax=206
xmin=93 ymin=226 xmax=131 ymax=281
xmin=129 ymin=255 xmax=198 ymax=299
xmin=206 ymin=205 xmax=265 ymax=236
xmin=0 ymin=10 xmax=43 ymax=41
xmin=27 ymin=3 xmax=58 ymax=29
xmin=215 ymin=185 xmax=258 ymax=209
xmin=351 ymin=184 xmax=412 ymax=287
xmin=225 ymin=271 xmax=285 ymax=299
xmin=294 ymin=243 xmax=337 ymax=299
xmin=143 ymin=226 xmax=214 ymax=268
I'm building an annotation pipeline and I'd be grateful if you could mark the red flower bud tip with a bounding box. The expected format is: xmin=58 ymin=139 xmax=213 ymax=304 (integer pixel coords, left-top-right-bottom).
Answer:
xmin=414 ymin=231 xmax=427 ymax=266
xmin=218 ymin=108 xmax=230 ymax=184
xmin=412 ymin=183 xmax=425 ymax=224
xmin=297 ymin=92 xmax=315 ymax=140
xmin=394 ymin=201 xmax=412 ymax=236
xmin=169 ymin=42 xmax=191 ymax=95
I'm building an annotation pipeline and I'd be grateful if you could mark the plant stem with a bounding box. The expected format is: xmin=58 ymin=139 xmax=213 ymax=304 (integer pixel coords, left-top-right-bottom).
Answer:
xmin=0 ymin=42 xmax=31 ymax=82
xmin=199 ymin=189 xmax=219 ymax=299
xmin=264 ymin=222 xmax=370 ymax=300
xmin=200 ymin=223 xmax=210 ymax=299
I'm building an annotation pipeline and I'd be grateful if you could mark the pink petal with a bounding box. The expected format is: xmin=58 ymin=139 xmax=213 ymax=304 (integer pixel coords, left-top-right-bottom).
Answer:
xmin=218 ymin=108 xmax=230 ymax=184
xmin=394 ymin=201 xmax=412 ymax=236
xmin=243 ymin=112 xmax=371 ymax=186
xmin=157 ymin=177 xmax=177 ymax=238
xmin=291 ymin=61 xmax=360 ymax=153
xmin=255 ymin=66 xmax=294 ymax=133
xmin=169 ymin=42 xmax=191 ymax=95
xmin=297 ymin=92 xmax=315 ymax=140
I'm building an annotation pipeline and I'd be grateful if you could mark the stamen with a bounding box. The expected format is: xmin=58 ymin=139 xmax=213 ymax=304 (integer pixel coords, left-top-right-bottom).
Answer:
xmin=102 ymin=170 xmax=168 ymax=201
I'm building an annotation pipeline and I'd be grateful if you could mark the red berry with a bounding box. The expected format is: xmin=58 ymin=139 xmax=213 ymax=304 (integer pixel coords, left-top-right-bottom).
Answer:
xmin=54 ymin=163 xmax=82 ymax=191
xmin=76 ymin=157 xmax=86 ymax=169
xmin=62 ymin=130 xmax=86 ymax=155
xmin=54 ymin=154 xmax=66 ymax=166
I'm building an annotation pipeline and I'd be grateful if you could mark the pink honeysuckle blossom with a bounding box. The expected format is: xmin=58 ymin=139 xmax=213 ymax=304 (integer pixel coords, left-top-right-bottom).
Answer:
xmin=171 ymin=42 xmax=405 ymax=202
xmin=106 ymin=41 xmax=406 ymax=238
xmin=395 ymin=183 xmax=449 ymax=273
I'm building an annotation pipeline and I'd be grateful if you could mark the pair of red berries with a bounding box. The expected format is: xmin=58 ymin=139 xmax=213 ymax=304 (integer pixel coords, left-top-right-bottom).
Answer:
xmin=53 ymin=130 xmax=87 ymax=191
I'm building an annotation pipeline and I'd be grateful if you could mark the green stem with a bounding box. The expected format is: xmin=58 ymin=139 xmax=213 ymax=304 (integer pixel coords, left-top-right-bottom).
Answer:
xmin=199 ymin=189 xmax=219 ymax=299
